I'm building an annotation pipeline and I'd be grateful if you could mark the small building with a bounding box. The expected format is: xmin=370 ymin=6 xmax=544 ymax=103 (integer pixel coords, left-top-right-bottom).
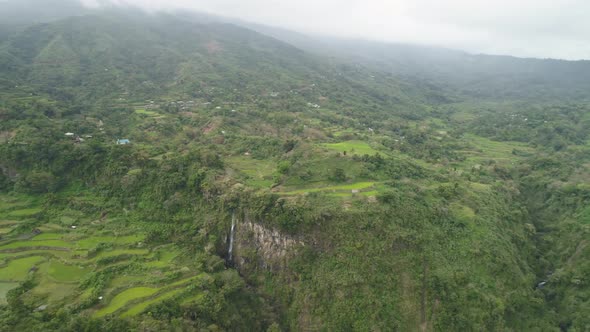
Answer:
xmin=34 ymin=304 xmax=47 ymax=312
xmin=65 ymin=132 xmax=74 ymax=137
xmin=116 ymin=139 xmax=131 ymax=145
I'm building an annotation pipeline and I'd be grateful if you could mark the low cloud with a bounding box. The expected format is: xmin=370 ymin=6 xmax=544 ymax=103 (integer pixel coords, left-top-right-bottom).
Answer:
xmin=80 ymin=0 xmax=590 ymax=60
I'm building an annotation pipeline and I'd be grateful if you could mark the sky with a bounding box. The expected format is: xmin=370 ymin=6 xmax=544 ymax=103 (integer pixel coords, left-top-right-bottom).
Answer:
xmin=80 ymin=0 xmax=590 ymax=60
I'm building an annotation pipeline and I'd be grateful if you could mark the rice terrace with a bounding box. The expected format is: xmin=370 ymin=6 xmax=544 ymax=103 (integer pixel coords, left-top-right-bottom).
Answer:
xmin=0 ymin=193 xmax=211 ymax=317
xmin=1 ymin=0 xmax=590 ymax=330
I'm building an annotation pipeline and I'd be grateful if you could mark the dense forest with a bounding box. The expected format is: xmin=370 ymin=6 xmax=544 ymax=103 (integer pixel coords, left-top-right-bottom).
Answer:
xmin=0 ymin=1 xmax=589 ymax=331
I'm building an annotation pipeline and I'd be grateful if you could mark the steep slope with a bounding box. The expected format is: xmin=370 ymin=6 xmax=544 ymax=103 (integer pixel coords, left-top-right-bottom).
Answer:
xmin=246 ymin=23 xmax=590 ymax=103
xmin=0 ymin=11 xmax=447 ymax=115
xmin=0 ymin=0 xmax=89 ymax=42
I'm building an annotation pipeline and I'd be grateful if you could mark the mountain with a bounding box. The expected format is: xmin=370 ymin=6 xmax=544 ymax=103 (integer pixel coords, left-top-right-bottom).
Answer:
xmin=0 ymin=4 xmax=589 ymax=332
xmin=0 ymin=0 xmax=88 ymax=24
xmin=0 ymin=0 xmax=89 ymax=41
xmin=244 ymin=22 xmax=590 ymax=102
xmin=1 ymin=12 xmax=414 ymax=101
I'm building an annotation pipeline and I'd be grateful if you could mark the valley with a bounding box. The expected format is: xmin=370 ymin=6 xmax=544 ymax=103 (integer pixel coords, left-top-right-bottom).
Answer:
xmin=0 ymin=3 xmax=589 ymax=331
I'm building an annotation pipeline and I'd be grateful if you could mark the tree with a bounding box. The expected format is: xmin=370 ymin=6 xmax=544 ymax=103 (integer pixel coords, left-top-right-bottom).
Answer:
xmin=330 ymin=168 xmax=346 ymax=182
xmin=14 ymin=171 xmax=58 ymax=193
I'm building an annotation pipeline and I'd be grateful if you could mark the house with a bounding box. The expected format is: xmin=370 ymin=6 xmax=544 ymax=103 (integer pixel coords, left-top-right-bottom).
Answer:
xmin=116 ymin=139 xmax=131 ymax=145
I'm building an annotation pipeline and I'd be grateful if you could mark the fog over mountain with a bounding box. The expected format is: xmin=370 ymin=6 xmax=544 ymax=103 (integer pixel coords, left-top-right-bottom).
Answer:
xmin=75 ymin=0 xmax=590 ymax=60
xmin=2 ymin=0 xmax=590 ymax=331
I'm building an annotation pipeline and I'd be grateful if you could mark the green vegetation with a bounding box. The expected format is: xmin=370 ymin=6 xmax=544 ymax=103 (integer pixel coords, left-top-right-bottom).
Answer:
xmin=0 ymin=240 xmax=74 ymax=250
xmin=321 ymin=140 xmax=382 ymax=156
xmin=95 ymin=287 xmax=158 ymax=317
xmin=460 ymin=134 xmax=534 ymax=165
xmin=134 ymin=109 xmax=160 ymax=117
xmin=47 ymin=261 xmax=90 ymax=282
xmin=0 ymin=2 xmax=588 ymax=331
xmin=7 ymin=208 xmax=43 ymax=218
xmin=226 ymin=156 xmax=276 ymax=188
xmin=31 ymin=233 xmax=65 ymax=241
xmin=0 ymin=256 xmax=45 ymax=281
xmin=281 ymin=181 xmax=377 ymax=195
xmin=92 ymin=249 xmax=148 ymax=259
xmin=0 ymin=282 xmax=19 ymax=304
xmin=77 ymin=235 xmax=144 ymax=249
xmin=120 ymin=288 xmax=183 ymax=317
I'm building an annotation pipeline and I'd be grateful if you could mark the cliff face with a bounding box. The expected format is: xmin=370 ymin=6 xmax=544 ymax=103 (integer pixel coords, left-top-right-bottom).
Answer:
xmin=231 ymin=214 xmax=303 ymax=272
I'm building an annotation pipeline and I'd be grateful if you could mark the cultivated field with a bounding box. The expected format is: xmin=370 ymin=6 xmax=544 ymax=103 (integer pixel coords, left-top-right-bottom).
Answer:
xmin=0 ymin=193 xmax=209 ymax=317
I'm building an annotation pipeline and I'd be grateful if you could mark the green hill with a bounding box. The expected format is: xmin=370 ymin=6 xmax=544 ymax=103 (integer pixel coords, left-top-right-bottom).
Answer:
xmin=248 ymin=24 xmax=590 ymax=103
xmin=0 ymin=5 xmax=589 ymax=332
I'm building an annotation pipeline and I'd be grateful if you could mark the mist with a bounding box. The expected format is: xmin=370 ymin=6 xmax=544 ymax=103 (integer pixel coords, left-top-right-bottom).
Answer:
xmin=76 ymin=0 xmax=590 ymax=60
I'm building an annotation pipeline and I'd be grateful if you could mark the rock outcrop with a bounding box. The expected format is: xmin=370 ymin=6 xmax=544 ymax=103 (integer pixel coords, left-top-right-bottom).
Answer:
xmin=230 ymin=214 xmax=303 ymax=272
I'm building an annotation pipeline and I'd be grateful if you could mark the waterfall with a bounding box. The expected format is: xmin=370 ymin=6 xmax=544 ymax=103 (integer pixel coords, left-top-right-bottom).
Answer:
xmin=228 ymin=212 xmax=236 ymax=261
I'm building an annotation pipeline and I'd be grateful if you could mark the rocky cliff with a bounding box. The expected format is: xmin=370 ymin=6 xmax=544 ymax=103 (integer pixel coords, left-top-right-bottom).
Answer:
xmin=230 ymin=214 xmax=303 ymax=272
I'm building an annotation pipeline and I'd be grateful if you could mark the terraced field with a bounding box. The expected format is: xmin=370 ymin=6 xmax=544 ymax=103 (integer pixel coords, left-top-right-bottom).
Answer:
xmin=134 ymin=108 xmax=161 ymax=117
xmin=459 ymin=134 xmax=534 ymax=166
xmin=0 ymin=282 xmax=19 ymax=304
xmin=0 ymin=194 xmax=207 ymax=318
xmin=226 ymin=156 xmax=276 ymax=188
xmin=121 ymin=289 xmax=182 ymax=317
xmin=95 ymin=287 xmax=159 ymax=317
xmin=0 ymin=256 xmax=45 ymax=281
xmin=281 ymin=181 xmax=380 ymax=196
xmin=320 ymin=140 xmax=384 ymax=156
xmin=46 ymin=260 xmax=91 ymax=282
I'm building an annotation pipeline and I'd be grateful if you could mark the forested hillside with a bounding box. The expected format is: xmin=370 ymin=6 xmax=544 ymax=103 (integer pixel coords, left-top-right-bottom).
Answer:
xmin=0 ymin=3 xmax=589 ymax=331
xmin=246 ymin=24 xmax=590 ymax=103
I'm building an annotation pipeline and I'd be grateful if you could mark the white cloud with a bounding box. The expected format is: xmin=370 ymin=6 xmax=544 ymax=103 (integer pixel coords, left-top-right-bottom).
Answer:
xmin=81 ymin=0 xmax=590 ymax=60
